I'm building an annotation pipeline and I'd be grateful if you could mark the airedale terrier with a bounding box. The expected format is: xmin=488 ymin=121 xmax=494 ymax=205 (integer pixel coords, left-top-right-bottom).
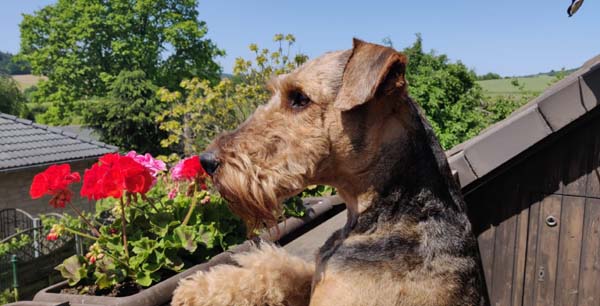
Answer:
xmin=172 ymin=39 xmax=488 ymax=306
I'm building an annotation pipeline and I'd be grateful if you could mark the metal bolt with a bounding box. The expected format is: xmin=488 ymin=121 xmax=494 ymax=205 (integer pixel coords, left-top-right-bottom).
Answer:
xmin=546 ymin=215 xmax=558 ymax=227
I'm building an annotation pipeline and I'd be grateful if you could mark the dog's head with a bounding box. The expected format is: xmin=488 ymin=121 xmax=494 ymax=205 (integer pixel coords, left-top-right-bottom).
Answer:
xmin=202 ymin=39 xmax=413 ymax=231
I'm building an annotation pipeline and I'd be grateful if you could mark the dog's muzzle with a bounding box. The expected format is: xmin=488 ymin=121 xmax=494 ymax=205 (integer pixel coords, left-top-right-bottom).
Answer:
xmin=200 ymin=152 xmax=220 ymax=176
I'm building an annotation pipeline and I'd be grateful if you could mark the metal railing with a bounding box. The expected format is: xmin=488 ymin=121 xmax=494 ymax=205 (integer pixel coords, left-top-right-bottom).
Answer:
xmin=0 ymin=210 xmax=76 ymax=300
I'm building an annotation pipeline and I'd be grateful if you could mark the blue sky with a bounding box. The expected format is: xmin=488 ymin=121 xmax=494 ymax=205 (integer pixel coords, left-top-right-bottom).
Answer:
xmin=1 ymin=0 xmax=599 ymax=76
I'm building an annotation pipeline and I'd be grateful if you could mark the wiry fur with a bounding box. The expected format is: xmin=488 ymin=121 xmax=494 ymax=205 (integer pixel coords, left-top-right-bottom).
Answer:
xmin=174 ymin=40 xmax=489 ymax=306
xmin=209 ymin=50 xmax=349 ymax=232
xmin=171 ymin=243 xmax=314 ymax=306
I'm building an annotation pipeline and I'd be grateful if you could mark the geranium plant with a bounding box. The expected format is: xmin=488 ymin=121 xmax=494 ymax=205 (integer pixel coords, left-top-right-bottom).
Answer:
xmin=30 ymin=152 xmax=246 ymax=295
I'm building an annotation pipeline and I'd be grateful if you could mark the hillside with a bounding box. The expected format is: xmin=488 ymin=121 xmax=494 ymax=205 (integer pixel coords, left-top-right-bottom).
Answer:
xmin=10 ymin=74 xmax=45 ymax=90
xmin=477 ymin=66 xmax=577 ymax=98
xmin=477 ymin=75 xmax=555 ymax=97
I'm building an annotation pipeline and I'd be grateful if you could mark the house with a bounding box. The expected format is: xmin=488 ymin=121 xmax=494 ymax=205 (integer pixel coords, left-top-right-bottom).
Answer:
xmin=0 ymin=113 xmax=118 ymax=216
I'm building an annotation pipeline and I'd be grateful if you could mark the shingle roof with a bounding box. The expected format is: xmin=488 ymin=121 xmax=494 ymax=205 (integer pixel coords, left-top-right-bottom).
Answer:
xmin=0 ymin=113 xmax=118 ymax=171
xmin=447 ymin=54 xmax=600 ymax=189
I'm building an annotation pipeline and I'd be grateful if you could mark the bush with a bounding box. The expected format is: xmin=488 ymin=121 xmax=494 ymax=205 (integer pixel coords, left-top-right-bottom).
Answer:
xmin=477 ymin=72 xmax=502 ymax=80
xmin=0 ymin=234 xmax=31 ymax=257
xmin=0 ymin=75 xmax=26 ymax=116
xmin=0 ymin=289 xmax=16 ymax=304
xmin=82 ymin=70 xmax=169 ymax=156
xmin=157 ymin=34 xmax=308 ymax=154
xmin=402 ymin=34 xmax=489 ymax=149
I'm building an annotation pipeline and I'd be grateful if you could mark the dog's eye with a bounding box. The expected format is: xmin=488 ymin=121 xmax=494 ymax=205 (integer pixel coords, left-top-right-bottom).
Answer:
xmin=289 ymin=90 xmax=311 ymax=109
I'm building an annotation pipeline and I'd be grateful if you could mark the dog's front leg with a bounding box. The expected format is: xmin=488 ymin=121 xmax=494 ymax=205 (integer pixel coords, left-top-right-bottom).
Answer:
xmin=172 ymin=243 xmax=314 ymax=306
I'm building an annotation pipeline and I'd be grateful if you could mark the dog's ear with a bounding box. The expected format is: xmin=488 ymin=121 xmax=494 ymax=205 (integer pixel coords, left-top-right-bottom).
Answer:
xmin=334 ymin=38 xmax=408 ymax=111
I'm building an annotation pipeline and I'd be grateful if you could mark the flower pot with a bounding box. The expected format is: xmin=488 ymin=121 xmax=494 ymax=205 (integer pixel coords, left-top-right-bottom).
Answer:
xmin=8 ymin=196 xmax=343 ymax=306
xmin=28 ymin=241 xmax=253 ymax=306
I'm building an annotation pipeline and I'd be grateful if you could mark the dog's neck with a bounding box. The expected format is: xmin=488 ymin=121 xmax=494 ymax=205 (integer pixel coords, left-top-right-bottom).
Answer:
xmin=338 ymin=97 xmax=468 ymax=235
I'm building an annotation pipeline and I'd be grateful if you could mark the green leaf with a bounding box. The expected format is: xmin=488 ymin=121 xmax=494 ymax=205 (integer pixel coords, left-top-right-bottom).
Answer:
xmin=174 ymin=226 xmax=197 ymax=253
xmin=135 ymin=271 xmax=153 ymax=287
xmin=93 ymin=256 xmax=126 ymax=289
xmin=56 ymin=255 xmax=88 ymax=287
xmin=131 ymin=237 xmax=157 ymax=255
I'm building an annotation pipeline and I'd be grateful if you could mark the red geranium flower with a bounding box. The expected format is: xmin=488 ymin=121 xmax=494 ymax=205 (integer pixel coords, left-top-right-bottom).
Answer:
xmin=80 ymin=153 xmax=153 ymax=200
xmin=171 ymin=156 xmax=207 ymax=181
xmin=118 ymin=156 xmax=153 ymax=194
xmin=80 ymin=163 xmax=123 ymax=200
xmin=182 ymin=157 xmax=203 ymax=179
xmin=30 ymin=164 xmax=81 ymax=208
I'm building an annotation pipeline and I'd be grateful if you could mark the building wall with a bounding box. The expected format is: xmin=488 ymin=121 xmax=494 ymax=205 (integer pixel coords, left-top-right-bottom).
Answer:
xmin=0 ymin=159 xmax=97 ymax=216
xmin=465 ymin=111 xmax=600 ymax=306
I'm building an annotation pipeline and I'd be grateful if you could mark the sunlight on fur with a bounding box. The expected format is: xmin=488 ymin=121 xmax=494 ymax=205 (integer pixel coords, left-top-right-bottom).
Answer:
xmin=171 ymin=243 xmax=314 ymax=306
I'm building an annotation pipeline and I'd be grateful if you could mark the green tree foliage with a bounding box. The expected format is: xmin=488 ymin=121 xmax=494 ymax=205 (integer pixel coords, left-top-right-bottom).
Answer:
xmin=403 ymin=34 xmax=488 ymax=149
xmin=161 ymin=33 xmax=524 ymax=153
xmin=0 ymin=75 xmax=27 ymax=116
xmin=82 ymin=70 xmax=168 ymax=155
xmin=18 ymin=0 xmax=223 ymax=125
xmin=0 ymin=51 xmax=31 ymax=75
xmin=477 ymin=72 xmax=502 ymax=80
xmin=0 ymin=289 xmax=16 ymax=305
xmin=157 ymin=34 xmax=308 ymax=155
xmin=480 ymin=75 xmax=536 ymax=124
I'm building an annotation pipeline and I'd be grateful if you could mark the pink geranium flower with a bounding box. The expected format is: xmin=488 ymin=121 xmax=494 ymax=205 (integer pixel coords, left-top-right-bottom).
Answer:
xmin=126 ymin=151 xmax=166 ymax=177
xmin=168 ymin=187 xmax=178 ymax=200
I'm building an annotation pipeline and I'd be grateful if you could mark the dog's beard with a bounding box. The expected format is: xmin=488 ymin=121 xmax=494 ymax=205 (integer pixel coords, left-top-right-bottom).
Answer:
xmin=214 ymin=158 xmax=306 ymax=235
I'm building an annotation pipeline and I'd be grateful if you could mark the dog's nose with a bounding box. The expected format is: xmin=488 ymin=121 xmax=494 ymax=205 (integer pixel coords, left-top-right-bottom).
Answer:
xmin=200 ymin=152 xmax=219 ymax=176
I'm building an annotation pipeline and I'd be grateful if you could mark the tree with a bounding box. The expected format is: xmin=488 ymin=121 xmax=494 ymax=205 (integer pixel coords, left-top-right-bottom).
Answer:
xmin=477 ymin=72 xmax=502 ymax=80
xmin=402 ymin=34 xmax=489 ymax=149
xmin=0 ymin=51 xmax=31 ymax=75
xmin=82 ymin=70 xmax=168 ymax=155
xmin=157 ymin=34 xmax=308 ymax=155
xmin=160 ymin=34 xmax=520 ymax=153
xmin=0 ymin=75 xmax=26 ymax=116
xmin=18 ymin=0 xmax=223 ymax=125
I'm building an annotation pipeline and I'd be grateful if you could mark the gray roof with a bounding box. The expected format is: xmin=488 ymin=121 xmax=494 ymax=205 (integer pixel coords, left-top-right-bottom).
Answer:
xmin=448 ymin=54 xmax=600 ymax=189
xmin=60 ymin=125 xmax=101 ymax=141
xmin=0 ymin=113 xmax=118 ymax=171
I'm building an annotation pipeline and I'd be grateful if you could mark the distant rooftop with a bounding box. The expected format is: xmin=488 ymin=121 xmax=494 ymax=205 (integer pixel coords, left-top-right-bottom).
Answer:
xmin=0 ymin=113 xmax=118 ymax=171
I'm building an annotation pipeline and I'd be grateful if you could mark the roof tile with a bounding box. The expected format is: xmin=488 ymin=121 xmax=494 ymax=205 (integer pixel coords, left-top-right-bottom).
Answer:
xmin=0 ymin=113 xmax=118 ymax=171
xmin=61 ymin=131 xmax=78 ymax=139
xmin=0 ymin=114 xmax=17 ymax=120
xmin=463 ymin=106 xmax=552 ymax=177
xmin=32 ymin=123 xmax=48 ymax=130
xmin=536 ymin=75 xmax=586 ymax=131
xmin=448 ymin=151 xmax=478 ymax=187
xmin=15 ymin=118 xmax=32 ymax=125
xmin=581 ymin=64 xmax=600 ymax=111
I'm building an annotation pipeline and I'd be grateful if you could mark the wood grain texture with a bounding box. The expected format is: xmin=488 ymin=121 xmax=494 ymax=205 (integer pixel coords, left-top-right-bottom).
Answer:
xmin=554 ymin=196 xmax=585 ymax=306
xmin=464 ymin=112 xmax=600 ymax=306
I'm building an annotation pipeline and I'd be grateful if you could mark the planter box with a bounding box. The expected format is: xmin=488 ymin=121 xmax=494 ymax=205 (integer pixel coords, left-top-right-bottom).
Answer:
xmin=6 ymin=196 xmax=344 ymax=306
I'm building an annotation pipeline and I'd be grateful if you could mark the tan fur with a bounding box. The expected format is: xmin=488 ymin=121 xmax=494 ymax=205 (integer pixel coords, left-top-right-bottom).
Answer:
xmin=208 ymin=50 xmax=351 ymax=232
xmin=173 ymin=40 xmax=484 ymax=306
xmin=310 ymin=265 xmax=463 ymax=306
xmin=172 ymin=244 xmax=314 ymax=306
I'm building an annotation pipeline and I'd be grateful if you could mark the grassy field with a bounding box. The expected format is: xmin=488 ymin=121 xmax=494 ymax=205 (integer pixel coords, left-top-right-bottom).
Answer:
xmin=477 ymin=75 xmax=555 ymax=97
xmin=11 ymin=74 xmax=46 ymax=90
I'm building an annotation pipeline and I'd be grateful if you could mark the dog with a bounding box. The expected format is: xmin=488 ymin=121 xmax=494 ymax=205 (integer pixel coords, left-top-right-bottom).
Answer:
xmin=172 ymin=39 xmax=488 ymax=306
